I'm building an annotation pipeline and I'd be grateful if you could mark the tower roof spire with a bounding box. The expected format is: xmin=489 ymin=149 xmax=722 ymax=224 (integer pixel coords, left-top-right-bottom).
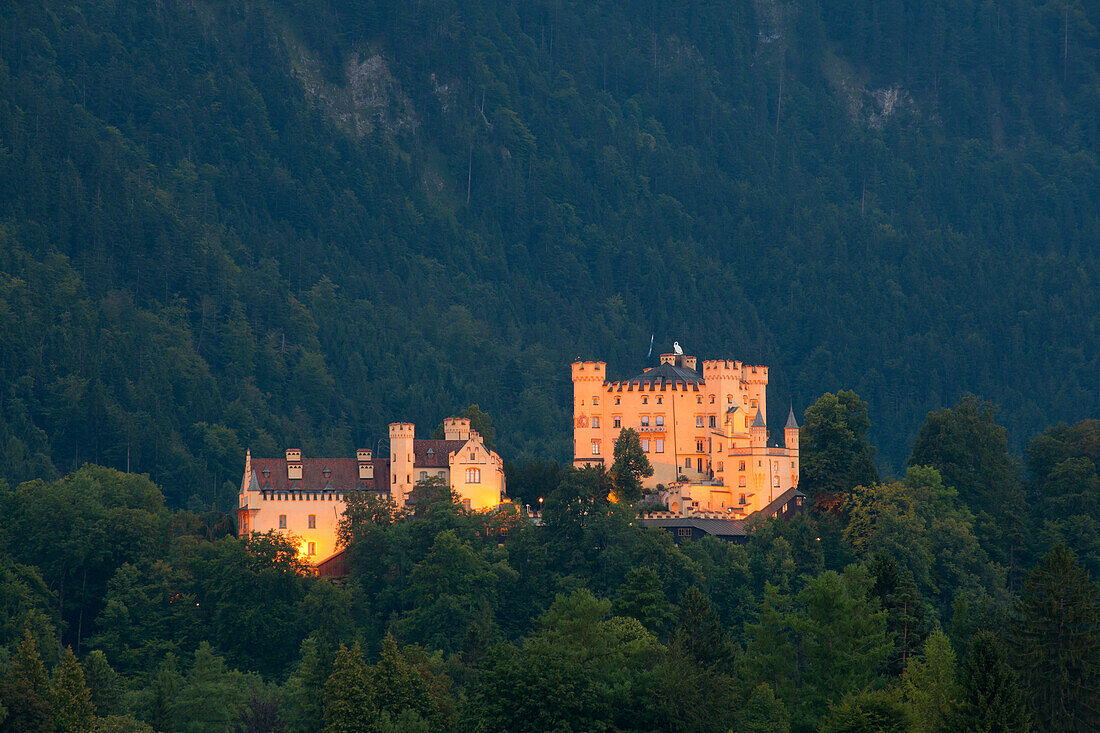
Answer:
xmin=785 ymin=405 xmax=799 ymax=429
xmin=752 ymin=408 xmax=767 ymax=428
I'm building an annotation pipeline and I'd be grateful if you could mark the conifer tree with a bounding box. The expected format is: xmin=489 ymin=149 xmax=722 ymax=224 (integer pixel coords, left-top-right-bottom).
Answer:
xmin=742 ymin=583 xmax=796 ymax=697
xmin=610 ymin=428 xmax=653 ymax=502
xmin=323 ymin=643 xmax=376 ymax=733
xmin=949 ymin=632 xmax=1030 ymax=732
xmin=371 ymin=635 xmax=433 ymax=727
xmin=673 ymin=586 xmax=734 ymax=670
xmin=50 ymin=646 xmax=95 ymax=732
xmin=282 ymin=637 xmax=329 ymax=732
xmin=11 ymin=629 xmax=50 ymax=699
xmin=0 ymin=629 xmax=53 ymax=733
xmin=82 ymin=650 xmax=121 ymax=718
xmin=902 ymin=630 xmax=961 ymax=733
xmin=1011 ymin=544 xmax=1100 ymax=731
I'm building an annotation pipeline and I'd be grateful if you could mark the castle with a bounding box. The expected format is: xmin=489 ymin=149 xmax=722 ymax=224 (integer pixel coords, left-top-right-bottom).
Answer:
xmin=237 ymin=350 xmax=800 ymax=563
xmin=237 ymin=418 xmax=505 ymax=564
xmin=571 ymin=350 xmax=799 ymax=517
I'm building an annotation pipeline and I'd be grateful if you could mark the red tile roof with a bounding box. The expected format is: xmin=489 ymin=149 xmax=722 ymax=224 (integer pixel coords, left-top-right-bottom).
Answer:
xmin=414 ymin=439 xmax=466 ymax=467
xmin=251 ymin=458 xmax=390 ymax=493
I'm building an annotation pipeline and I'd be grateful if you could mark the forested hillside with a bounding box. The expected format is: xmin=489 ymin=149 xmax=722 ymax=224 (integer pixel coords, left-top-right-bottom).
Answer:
xmin=1 ymin=0 xmax=1099 ymax=506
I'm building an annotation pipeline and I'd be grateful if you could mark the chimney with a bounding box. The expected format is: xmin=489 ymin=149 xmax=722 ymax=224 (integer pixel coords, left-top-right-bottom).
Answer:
xmin=286 ymin=448 xmax=302 ymax=480
xmin=357 ymin=448 xmax=374 ymax=480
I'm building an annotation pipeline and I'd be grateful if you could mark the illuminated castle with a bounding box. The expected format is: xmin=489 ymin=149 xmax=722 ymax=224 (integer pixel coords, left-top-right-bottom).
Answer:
xmin=571 ymin=349 xmax=799 ymax=517
xmin=237 ymin=417 xmax=505 ymax=564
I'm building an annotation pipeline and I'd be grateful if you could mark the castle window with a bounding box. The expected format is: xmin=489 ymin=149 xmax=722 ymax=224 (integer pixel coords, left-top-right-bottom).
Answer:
xmin=593 ymin=397 xmax=599 ymax=406
xmin=591 ymin=440 xmax=600 ymax=455
xmin=678 ymin=528 xmax=692 ymax=538
xmin=774 ymin=476 xmax=780 ymax=487
xmin=641 ymin=439 xmax=650 ymax=452
xmin=727 ymin=395 xmax=733 ymax=403
xmin=307 ymin=542 xmax=315 ymax=556
xmin=466 ymin=468 xmax=481 ymax=483
xmin=641 ymin=416 xmax=650 ymax=427
xmin=697 ymin=396 xmax=703 ymax=404
xmin=739 ymin=477 xmax=747 ymax=487
xmin=710 ymin=395 xmax=715 ymax=404
xmin=308 ymin=514 xmax=316 ymax=528
xmin=322 ymin=467 xmax=331 ymax=479
xmin=438 ymin=471 xmax=445 ymax=478
xmin=470 ymin=452 xmax=477 ymax=461
xmin=717 ymin=461 xmax=723 ymax=471
xmin=613 ymin=416 xmax=621 ymax=428
xmin=642 ymin=396 xmax=648 ymax=404
xmin=426 ymin=448 xmax=434 ymax=458
xmin=592 ymin=416 xmax=600 ymax=428
xmin=685 ymin=459 xmax=691 ymax=468
xmin=696 ymin=440 xmax=704 ymax=453
xmin=262 ymin=467 xmax=270 ymax=478
xmin=656 ymin=397 xmax=662 ymax=404
xmin=655 ymin=415 xmax=664 ymax=427
xmin=463 ymin=498 xmax=471 ymax=511
xmin=696 ymin=416 xmax=704 ymax=428
xmin=615 ymin=397 xmax=621 ymax=405
xmin=709 ymin=416 xmax=717 ymax=428
xmin=739 ymin=494 xmax=746 ymax=504
xmin=750 ymin=399 xmax=758 ymax=409
xmin=420 ymin=471 xmax=428 ymax=481
xmin=279 ymin=515 xmax=287 ymax=529
xmin=655 ymin=439 xmax=664 ymax=453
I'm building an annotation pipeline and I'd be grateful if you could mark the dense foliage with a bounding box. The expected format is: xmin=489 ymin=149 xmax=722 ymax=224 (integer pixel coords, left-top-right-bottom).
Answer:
xmin=1 ymin=0 xmax=1099 ymax=507
xmin=1 ymin=409 xmax=1098 ymax=730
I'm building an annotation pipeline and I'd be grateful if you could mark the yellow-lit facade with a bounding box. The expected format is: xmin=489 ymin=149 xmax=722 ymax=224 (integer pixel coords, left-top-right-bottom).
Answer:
xmin=572 ymin=352 xmax=799 ymax=517
xmin=237 ymin=417 xmax=506 ymax=565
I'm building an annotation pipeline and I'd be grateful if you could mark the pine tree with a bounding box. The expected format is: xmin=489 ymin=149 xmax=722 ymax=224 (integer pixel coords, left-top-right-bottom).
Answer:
xmin=1011 ymin=544 xmax=1100 ymax=731
xmin=50 ymin=647 xmax=95 ymax=732
xmin=949 ymin=632 xmax=1031 ymax=732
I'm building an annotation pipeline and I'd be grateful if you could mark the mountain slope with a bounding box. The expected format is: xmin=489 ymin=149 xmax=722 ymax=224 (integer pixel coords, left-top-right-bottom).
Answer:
xmin=0 ymin=0 xmax=1098 ymax=505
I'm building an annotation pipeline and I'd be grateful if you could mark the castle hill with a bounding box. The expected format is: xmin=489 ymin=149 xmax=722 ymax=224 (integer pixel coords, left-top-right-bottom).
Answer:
xmin=2 ymin=0 xmax=1098 ymax=729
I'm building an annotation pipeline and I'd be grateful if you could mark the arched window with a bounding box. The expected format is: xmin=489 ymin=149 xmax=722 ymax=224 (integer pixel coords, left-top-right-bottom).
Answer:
xmin=466 ymin=468 xmax=481 ymax=483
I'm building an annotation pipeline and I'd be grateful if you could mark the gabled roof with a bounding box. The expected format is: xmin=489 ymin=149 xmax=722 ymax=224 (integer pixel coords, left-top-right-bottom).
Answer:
xmin=414 ymin=439 xmax=466 ymax=467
